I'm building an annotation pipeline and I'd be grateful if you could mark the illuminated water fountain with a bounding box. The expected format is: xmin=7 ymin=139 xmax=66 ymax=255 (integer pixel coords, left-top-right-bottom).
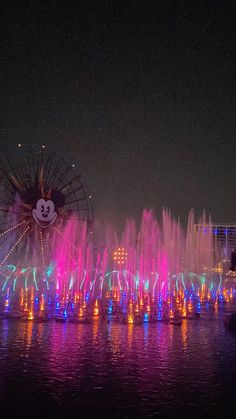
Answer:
xmin=0 ymin=145 xmax=235 ymax=323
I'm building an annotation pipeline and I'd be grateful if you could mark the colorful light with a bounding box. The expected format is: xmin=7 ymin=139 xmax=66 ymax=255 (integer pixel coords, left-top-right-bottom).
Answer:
xmin=28 ymin=310 xmax=34 ymax=320
xmin=143 ymin=313 xmax=149 ymax=322
xmin=94 ymin=299 xmax=99 ymax=316
xmin=112 ymin=247 xmax=128 ymax=265
xmin=78 ymin=307 xmax=84 ymax=317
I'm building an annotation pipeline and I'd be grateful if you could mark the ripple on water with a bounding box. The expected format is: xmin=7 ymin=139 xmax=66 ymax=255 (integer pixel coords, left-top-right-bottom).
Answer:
xmin=1 ymin=308 xmax=236 ymax=417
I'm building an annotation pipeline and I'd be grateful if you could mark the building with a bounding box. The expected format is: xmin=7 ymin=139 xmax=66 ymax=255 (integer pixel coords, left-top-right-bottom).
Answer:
xmin=194 ymin=223 xmax=236 ymax=270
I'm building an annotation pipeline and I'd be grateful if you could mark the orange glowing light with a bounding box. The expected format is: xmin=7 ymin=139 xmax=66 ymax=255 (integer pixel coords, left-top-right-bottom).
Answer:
xmin=182 ymin=308 xmax=187 ymax=318
xmin=28 ymin=311 xmax=34 ymax=320
xmin=78 ymin=307 xmax=84 ymax=317
xmin=169 ymin=309 xmax=174 ymax=319
xmin=40 ymin=294 xmax=45 ymax=311
xmin=128 ymin=314 xmax=134 ymax=324
xmin=115 ymin=291 xmax=120 ymax=302
xmin=112 ymin=247 xmax=128 ymax=264
xmin=20 ymin=289 xmax=24 ymax=306
xmin=94 ymin=299 xmax=99 ymax=316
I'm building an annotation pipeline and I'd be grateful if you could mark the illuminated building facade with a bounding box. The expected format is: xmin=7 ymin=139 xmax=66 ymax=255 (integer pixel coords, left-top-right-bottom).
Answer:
xmin=194 ymin=223 xmax=236 ymax=269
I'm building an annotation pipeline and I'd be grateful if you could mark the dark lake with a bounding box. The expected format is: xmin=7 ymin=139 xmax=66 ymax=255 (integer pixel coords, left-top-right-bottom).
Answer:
xmin=1 ymin=304 xmax=236 ymax=418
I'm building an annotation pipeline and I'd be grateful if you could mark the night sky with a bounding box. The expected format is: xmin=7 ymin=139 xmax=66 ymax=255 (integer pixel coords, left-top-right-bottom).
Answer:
xmin=1 ymin=1 xmax=235 ymax=230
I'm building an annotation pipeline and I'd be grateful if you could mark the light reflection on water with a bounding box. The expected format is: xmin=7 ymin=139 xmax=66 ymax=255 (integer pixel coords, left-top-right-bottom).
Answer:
xmin=1 ymin=305 xmax=236 ymax=418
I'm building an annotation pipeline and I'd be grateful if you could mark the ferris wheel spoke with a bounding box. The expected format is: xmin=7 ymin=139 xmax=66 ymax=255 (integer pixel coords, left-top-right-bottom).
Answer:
xmin=59 ymin=164 xmax=74 ymax=179
xmin=0 ymin=186 xmax=14 ymax=202
xmin=27 ymin=147 xmax=34 ymax=186
xmin=0 ymin=206 xmax=22 ymax=213
xmin=39 ymin=231 xmax=46 ymax=269
xmin=59 ymin=174 xmax=81 ymax=193
xmin=63 ymin=186 xmax=84 ymax=199
xmin=0 ymin=209 xmax=23 ymax=221
xmin=65 ymin=197 xmax=88 ymax=205
xmin=46 ymin=157 xmax=64 ymax=190
xmin=0 ymin=226 xmax=30 ymax=267
xmin=0 ymin=220 xmax=26 ymax=238
xmin=7 ymin=159 xmax=25 ymax=192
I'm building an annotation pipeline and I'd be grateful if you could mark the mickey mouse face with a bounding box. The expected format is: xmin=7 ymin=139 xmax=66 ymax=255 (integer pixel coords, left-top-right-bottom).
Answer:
xmin=32 ymin=199 xmax=57 ymax=228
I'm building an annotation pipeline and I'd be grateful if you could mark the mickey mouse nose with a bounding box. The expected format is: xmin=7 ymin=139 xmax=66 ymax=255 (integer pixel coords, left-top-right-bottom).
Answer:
xmin=42 ymin=213 xmax=48 ymax=218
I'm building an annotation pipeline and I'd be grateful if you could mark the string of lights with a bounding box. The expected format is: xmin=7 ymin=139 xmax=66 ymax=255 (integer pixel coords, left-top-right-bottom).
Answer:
xmin=39 ymin=231 xmax=46 ymax=269
xmin=0 ymin=226 xmax=30 ymax=267
xmin=0 ymin=220 xmax=26 ymax=237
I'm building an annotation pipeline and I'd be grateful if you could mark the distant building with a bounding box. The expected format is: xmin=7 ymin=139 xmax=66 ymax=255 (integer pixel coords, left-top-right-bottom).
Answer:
xmin=194 ymin=223 xmax=236 ymax=269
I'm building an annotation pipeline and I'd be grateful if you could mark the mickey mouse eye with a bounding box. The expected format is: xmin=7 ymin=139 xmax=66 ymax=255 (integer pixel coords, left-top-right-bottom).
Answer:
xmin=47 ymin=206 xmax=50 ymax=212
xmin=41 ymin=205 xmax=44 ymax=211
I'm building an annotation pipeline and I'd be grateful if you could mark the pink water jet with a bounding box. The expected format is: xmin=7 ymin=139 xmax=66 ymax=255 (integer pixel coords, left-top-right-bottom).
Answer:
xmin=0 ymin=207 xmax=223 ymax=299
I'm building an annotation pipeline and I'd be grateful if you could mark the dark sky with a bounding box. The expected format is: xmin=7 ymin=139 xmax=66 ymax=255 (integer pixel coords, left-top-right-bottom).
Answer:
xmin=1 ymin=1 xmax=235 ymax=230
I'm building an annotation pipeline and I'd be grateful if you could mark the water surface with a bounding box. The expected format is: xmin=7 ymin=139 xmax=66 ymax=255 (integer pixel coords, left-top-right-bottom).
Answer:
xmin=1 ymin=305 xmax=236 ymax=418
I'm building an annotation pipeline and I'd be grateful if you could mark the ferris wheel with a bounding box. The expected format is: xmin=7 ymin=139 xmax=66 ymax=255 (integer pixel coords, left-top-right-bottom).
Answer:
xmin=0 ymin=144 xmax=93 ymax=272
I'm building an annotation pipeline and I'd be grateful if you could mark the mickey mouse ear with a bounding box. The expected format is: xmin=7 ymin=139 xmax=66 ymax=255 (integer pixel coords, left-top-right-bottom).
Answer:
xmin=51 ymin=190 xmax=65 ymax=208
xmin=23 ymin=187 xmax=41 ymax=205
